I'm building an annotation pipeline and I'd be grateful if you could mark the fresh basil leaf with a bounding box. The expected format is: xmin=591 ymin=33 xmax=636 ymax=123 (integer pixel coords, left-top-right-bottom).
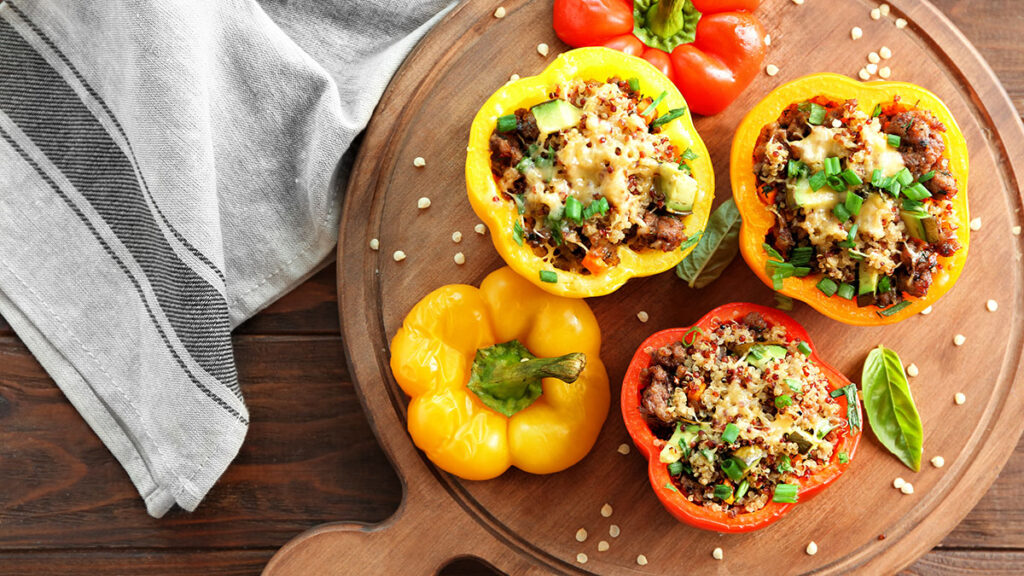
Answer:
xmin=675 ymin=198 xmax=742 ymax=289
xmin=861 ymin=345 xmax=924 ymax=471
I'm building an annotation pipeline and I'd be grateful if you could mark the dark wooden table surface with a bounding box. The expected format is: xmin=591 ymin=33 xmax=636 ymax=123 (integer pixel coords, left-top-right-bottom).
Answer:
xmin=1 ymin=1 xmax=1022 ymax=574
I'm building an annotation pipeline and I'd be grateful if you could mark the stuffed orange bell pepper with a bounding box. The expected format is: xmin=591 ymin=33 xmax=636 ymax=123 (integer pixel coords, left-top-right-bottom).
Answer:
xmin=389 ymin=267 xmax=609 ymax=480
xmin=466 ymin=47 xmax=714 ymax=298
xmin=730 ymin=74 xmax=970 ymax=325
xmin=552 ymin=0 xmax=766 ymax=115
xmin=622 ymin=303 xmax=861 ymax=532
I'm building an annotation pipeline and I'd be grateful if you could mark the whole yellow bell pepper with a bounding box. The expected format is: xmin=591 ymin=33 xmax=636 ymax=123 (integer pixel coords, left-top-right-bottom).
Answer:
xmin=465 ymin=47 xmax=715 ymax=298
xmin=389 ymin=267 xmax=609 ymax=480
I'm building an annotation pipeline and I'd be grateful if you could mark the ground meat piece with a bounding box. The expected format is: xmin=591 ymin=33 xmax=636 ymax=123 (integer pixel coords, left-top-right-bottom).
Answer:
xmin=743 ymin=312 xmax=768 ymax=332
xmin=641 ymin=365 xmax=675 ymax=424
xmin=515 ymin=108 xmax=540 ymax=142
xmin=883 ymin=110 xmax=946 ymax=175
xmin=769 ymin=214 xmax=795 ymax=256
xmin=897 ymin=242 xmax=937 ymax=298
xmin=874 ymin=289 xmax=902 ymax=308
xmin=923 ymin=167 xmax=958 ymax=198
xmin=652 ymin=215 xmax=686 ymax=251
xmin=588 ymin=236 xmax=621 ymax=268
xmin=489 ymin=132 xmax=522 ymax=177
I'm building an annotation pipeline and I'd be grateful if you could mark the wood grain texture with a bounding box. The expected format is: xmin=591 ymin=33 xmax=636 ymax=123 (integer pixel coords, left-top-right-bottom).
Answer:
xmin=1 ymin=1 xmax=1023 ymax=576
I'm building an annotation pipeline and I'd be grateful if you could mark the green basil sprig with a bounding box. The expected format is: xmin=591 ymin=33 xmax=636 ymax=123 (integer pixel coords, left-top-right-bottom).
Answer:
xmin=675 ymin=198 xmax=742 ymax=288
xmin=861 ymin=345 xmax=924 ymax=471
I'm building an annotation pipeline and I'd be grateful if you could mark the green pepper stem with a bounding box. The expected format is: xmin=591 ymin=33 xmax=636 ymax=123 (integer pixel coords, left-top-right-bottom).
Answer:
xmin=485 ymin=353 xmax=587 ymax=398
xmin=647 ymin=0 xmax=689 ymax=39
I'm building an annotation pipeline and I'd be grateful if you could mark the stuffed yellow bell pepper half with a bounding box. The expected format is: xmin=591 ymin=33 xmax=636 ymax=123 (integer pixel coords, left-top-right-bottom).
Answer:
xmin=466 ymin=47 xmax=714 ymax=297
xmin=389 ymin=267 xmax=609 ymax=480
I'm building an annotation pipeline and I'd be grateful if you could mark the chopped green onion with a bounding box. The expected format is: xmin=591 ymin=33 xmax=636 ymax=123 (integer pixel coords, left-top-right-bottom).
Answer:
xmin=808 ymin=171 xmax=828 ymax=191
xmin=778 ymin=455 xmax=793 ymax=473
xmin=652 ymin=107 xmax=687 ymax=128
xmin=564 ymin=196 xmax=583 ymax=223
xmin=773 ymin=483 xmax=799 ymax=504
xmin=714 ymin=484 xmax=734 ymax=501
xmin=679 ymin=232 xmax=702 ymax=252
xmin=902 ymin=198 xmax=925 ymax=212
xmin=848 ymin=248 xmax=868 ymax=261
xmin=641 ymin=91 xmax=667 ymax=116
xmin=872 ymin=103 xmax=882 ymax=118
xmin=830 ymin=383 xmax=861 ymax=429
xmin=681 ymin=147 xmax=699 ymax=161
xmin=772 ymin=272 xmax=785 ymax=290
xmin=790 ymin=246 xmax=814 ymax=266
xmin=496 ymin=114 xmax=517 ymax=132
xmin=701 ymin=447 xmax=717 ymax=462
xmin=871 ymin=168 xmax=884 ymax=188
xmin=887 ymin=180 xmax=902 ymax=197
xmin=627 ymin=77 xmax=640 ymax=92
xmin=895 ymin=168 xmax=913 ymax=187
xmin=786 ymin=378 xmax=803 ymax=393
xmin=877 ymin=300 xmax=913 ymax=317
xmin=887 ymin=134 xmax=902 ymax=148
xmin=787 ymin=159 xmax=808 ymax=179
xmin=677 ymin=162 xmax=692 ymax=174
xmin=837 ymin=283 xmax=856 ymax=300
xmin=763 ymin=243 xmax=783 ymax=261
xmin=512 ymin=220 xmax=524 ymax=246
xmin=833 ymin=202 xmax=852 ymax=222
xmin=839 ymin=452 xmax=850 ymax=464
xmin=667 ymin=461 xmax=684 ymax=476
xmin=793 ymin=266 xmax=811 ymax=277
xmin=841 ymin=169 xmax=863 ymax=186
xmin=807 ymin=102 xmax=826 ymax=125
xmin=721 ymin=458 xmax=745 ymax=483
xmin=827 ymin=175 xmax=848 ymax=193
xmin=845 ymin=191 xmax=864 ymax=215
xmin=824 ymin=157 xmax=842 ymax=177
xmin=878 ymin=276 xmax=891 ymax=293
xmin=539 ymin=270 xmax=558 ymax=283
xmin=798 ymin=341 xmax=812 ymax=356
xmin=664 ymin=481 xmax=679 ymax=493
xmin=582 ymin=197 xmax=610 ymax=219
xmin=841 ymin=223 xmax=859 ymax=248
xmin=903 ymin=183 xmax=932 ymax=200
xmin=515 ymin=157 xmax=534 ymax=173
xmin=775 ymin=293 xmax=794 ymax=311
xmin=512 ymin=193 xmax=526 ymax=215
xmin=722 ymin=423 xmax=740 ymax=444
xmin=918 ymin=170 xmax=936 ymax=182
xmin=735 ymin=479 xmax=750 ymax=500
xmin=775 ymin=394 xmax=793 ymax=408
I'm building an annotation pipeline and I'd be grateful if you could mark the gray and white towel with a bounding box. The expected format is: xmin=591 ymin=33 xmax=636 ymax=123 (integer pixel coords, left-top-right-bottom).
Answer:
xmin=0 ymin=0 xmax=452 ymax=517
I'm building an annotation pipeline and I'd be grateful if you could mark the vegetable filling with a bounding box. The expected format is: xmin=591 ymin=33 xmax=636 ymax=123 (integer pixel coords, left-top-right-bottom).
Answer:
xmin=640 ymin=312 xmax=845 ymax=514
xmin=488 ymin=77 xmax=697 ymax=275
xmin=751 ymin=96 xmax=963 ymax=309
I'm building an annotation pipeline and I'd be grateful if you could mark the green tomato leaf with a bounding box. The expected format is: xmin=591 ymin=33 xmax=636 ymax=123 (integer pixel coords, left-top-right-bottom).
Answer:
xmin=675 ymin=198 xmax=742 ymax=289
xmin=861 ymin=345 xmax=924 ymax=471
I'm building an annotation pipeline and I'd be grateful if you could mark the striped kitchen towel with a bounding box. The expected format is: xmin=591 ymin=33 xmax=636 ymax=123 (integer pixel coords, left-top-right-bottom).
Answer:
xmin=0 ymin=0 xmax=452 ymax=517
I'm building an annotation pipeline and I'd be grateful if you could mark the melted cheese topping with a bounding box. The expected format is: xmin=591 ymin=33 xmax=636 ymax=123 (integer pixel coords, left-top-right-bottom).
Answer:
xmin=790 ymin=126 xmax=850 ymax=171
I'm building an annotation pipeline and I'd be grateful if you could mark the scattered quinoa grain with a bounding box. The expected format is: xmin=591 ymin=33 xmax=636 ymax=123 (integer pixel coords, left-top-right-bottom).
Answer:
xmin=537 ymin=43 xmax=549 ymax=56
xmin=417 ymin=197 xmax=431 ymax=209
xmin=931 ymin=455 xmax=946 ymax=468
xmin=393 ymin=250 xmax=406 ymax=262
xmin=987 ymin=299 xmax=999 ymax=312
xmin=475 ymin=223 xmax=487 ymax=235
xmin=452 ymin=231 xmax=463 ymax=243
xmin=576 ymin=528 xmax=588 ymax=543
xmin=576 ymin=553 xmax=588 ymax=565
xmin=598 ymin=541 xmax=610 ymax=552
xmin=791 ymin=0 xmax=804 ymax=5
xmin=879 ymin=66 xmax=892 ymax=79
xmin=921 ymin=305 xmax=933 ymax=315
xmin=953 ymin=334 xmax=966 ymax=346
xmin=617 ymin=443 xmax=631 ymax=455
xmin=868 ymin=51 xmax=881 ymax=64
xmin=906 ymin=363 xmax=919 ymax=377
xmin=900 ymin=482 xmax=915 ymax=495
xmin=454 ymin=252 xmax=466 ymax=265
xmin=369 ymin=238 xmax=379 ymax=251
xmin=413 ymin=156 xmax=426 ymax=167
xmin=609 ymin=524 xmax=621 ymax=538
xmin=493 ymin=6 xmax=506 ymax=18
xmin=806 ymin=541 xmax=818 ymax=555
xmin=766 ymin=64 xmax=779 ymax=76
xmin=636 ymin=554 xmax=649 ymax=566
xmin=851 ymin=26 xmax=863 ymax=40
xmin=955 ymin=392 xmax=966 ymax=405
xmin=893 ymin=477 xmax=906 ymax=489
xmin=880 ymin=46 xmax=893 ymax=59
xmin=895 ymin=18 xmax=908 ymax=29
xmin=600 ymin=503 xmax=613 ymax=518
xmin=858 ymin=68 xmax=871 ymax=81
xmin=880 ymin=3 xmax=890 ymax=16
xmin=870 ymin=7 xmax=881 ymax=19
xmin=509 ymin=73 xmax=520 ymax=81
xmin=764 ymin=34 xmax=771 ymax=46
xmin=1013 ymin=225 xmax=1021 ymax=235
xmin=637 ymin=311 xmax=650 ymax=323
xmin=712 ymin=547 xmax=724 ymax=560
xmin=866 ymin=63 xmax=878 ymax=75
xmin=970 ymin=217 xmax=982 ymax=230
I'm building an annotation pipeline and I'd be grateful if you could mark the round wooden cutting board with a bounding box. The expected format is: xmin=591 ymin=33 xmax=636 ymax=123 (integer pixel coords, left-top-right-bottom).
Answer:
xmin=265 ymin=0 xmax=1024 ymax=574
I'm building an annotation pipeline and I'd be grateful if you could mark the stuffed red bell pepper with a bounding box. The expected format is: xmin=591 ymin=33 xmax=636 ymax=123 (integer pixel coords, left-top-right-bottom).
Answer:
xmin=552 ymin=0 xmax=766 ymax=115
xmin=622 ymin=303 xmax=861 ymax=532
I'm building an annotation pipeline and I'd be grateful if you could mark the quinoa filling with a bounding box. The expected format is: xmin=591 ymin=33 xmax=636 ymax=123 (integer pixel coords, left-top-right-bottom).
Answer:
xmin=640 ymin=312 xmax=845 ymax=515
xmin=488 ymin=77 xmax=698 ymax=275
xmin=752 ymin=96 xmax=962 ymax=308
